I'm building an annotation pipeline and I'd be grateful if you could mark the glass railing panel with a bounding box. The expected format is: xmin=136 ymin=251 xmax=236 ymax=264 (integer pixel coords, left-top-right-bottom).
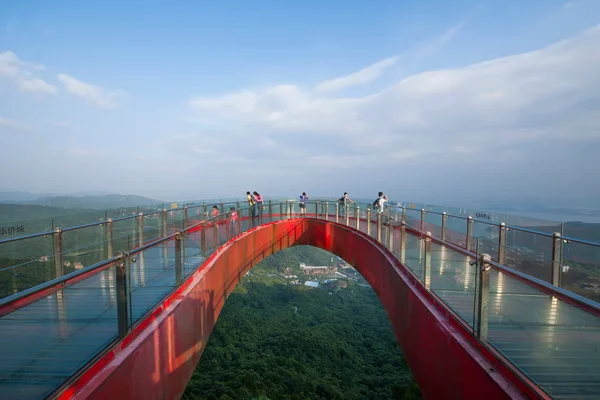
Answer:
xmin=62 ymin=224 xmax=108 ymax=273
xmin=423 ymin=211 xmax=443 ymax=239
xmin=471 ymin=221 xmax=499 ymax=258
xmin=141 ymin=213 xmax=162 ymax=243
xmin=167 ymin=209 xmax=184 ymax=232
xmin=404 ymin=208 xmax=421 ymax=231
xmin=503 ymin=229 xmax=553 ymax=283
xmin=401 ymin=233 xmax=423 ymax=276
xmin=112 ymin=218 xmax=138 ymax=252
xmin=561 ymin=241 xmax=600 ymax=303
xmin=0 ymin=217 xmax=52 ymax=239
xmin=445 ymin=215 xmax=468 ymax=249
xmin=428 ymin=243 xmax=477 ymax=327
xmin=52 ymin=210 xmax=106 ymax=229
xmin=0 ymin=235 xmax=55 ymax=298
xmin=128 ymin=239 xmax=178 ymax=324
xmin=485 ymin=271 xmax=600 ymax=398
xmin=500 ymin=213 xmax=561 ymax=235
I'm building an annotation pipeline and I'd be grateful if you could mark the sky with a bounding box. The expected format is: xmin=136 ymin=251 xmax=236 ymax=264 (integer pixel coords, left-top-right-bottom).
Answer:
xmin=1 ymin=0 xmax=599 ymax=206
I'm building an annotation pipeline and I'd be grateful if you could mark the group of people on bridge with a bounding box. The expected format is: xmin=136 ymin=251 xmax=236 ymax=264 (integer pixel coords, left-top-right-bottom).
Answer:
xmin=207 ymin=191 xmax=389 ymax=235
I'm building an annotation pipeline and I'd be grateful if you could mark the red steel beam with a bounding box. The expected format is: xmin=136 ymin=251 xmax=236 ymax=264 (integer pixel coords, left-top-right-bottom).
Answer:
xmin=57 ymin=219 xmax=531 ymax=400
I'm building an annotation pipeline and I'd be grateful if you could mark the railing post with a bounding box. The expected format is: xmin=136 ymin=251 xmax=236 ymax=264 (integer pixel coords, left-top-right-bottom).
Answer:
xmin=183 ymin=207 xmax=188 ymax=230
xmin=236 ymin=201 xmax=240 ymax=210
xmin=279 ymin=202 xmax=283 ymax=220
xmin=116 ymin=254 xmax=130 ymax=337
xmin=466 ymin=216 xmax=473 ymax=250
xmin=355 ymin=206 xmax=360 ymax=230
xmin=423 ymin=232 xmax=432 ymax=288
xmin=388 ymin=217 xmax=394 ymax=250
xmin=219 ymin=202 xmax=224 ymax=213
xmin=498 ymin=223 xmax=506 ymax=264
xmin=106 ymin=219 xmax=114 ymax=258
xmin=137 ymin=213 xmax=144 ymax=247
xmin=315 ymin=201 xmax=319 ymax=218
xmin=200 ymin=223 xmax=207 ymax=256
xmin=401 ymin=206 xmax=406 ymax=225
xmin=476 ymin=253 xmax=492 ymax=342
xmin=325 ymin=202 xmax=329 ymax=221
xmin=162 ymin=210 xmax=168 ymax=237
xmin=377 ymin=213 xmax=382 ymax=242
xmin=552 ymin=233 xmax=563 ymax=286
xmin=213 ymin=220 xmax=219 ymax=247
xmin=53 ymin=228 xmax=64 ymax=279
xmin=225 ymin=214 xmax=231 ymax=240
xmin=203 ymin=204 xmax=207 ymax=217
xmin=175 ymin=233 xmax=183 ymax=284
xmin=268 ymin=200 xmax=273 ymax=219
xmin=367 ymin=209 xmax=372 ymax=236
xmin=345 ymin=204 xmax=350 ymax=226
xmin=441 ymin=212 xmax=447 ymax=241
xmin=335 ymin=203 xmax=339 ymax=223
xmin=420 ymin=209 xmax=426 ymax=232
xmin=400 ymin=221 xmax=406 ymax=264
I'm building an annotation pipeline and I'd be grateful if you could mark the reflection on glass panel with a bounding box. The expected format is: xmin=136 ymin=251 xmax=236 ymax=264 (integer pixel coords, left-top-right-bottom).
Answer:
xmin=0 ymin=235 xmax=55 ymax=298
xmin=445 ymin=215 xmax=468 ymax=249
xmin=503 ymin=229 xmax=553 ymax=283
xmin=404 ymin=208 xmax=421 ymax=231
xmin=62 ymin=224 xmax=107 ymax=274
xmin=561 ymin=240 xmax=600 ymax=303
xmin=486 ymin=272 xmax=600 ymax=398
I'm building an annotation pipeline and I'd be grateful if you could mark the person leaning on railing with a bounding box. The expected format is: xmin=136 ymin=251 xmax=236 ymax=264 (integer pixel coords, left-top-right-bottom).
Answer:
xmin=299 ymin=192 xmax=308 ymax=215
xmin=253 ymin=191 xmax=263 ymax=222
xmin=338 ymin=192 xmax=355 ymax=217
xmin=246 ymin=191 xmax=257 ymax=219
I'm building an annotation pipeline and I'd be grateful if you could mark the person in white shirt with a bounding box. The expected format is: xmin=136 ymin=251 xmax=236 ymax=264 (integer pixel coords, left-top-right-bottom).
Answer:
xmin=374 ymin=192 xmax=387 ymax=213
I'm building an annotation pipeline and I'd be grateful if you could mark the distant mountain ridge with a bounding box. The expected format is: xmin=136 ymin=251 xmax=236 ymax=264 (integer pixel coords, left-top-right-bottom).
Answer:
xmin=0 ymin=192 xmax=163 ymax=210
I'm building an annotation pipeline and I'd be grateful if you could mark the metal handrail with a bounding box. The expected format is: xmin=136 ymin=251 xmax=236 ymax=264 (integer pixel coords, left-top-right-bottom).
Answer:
xmin=3 ymin=198 xmax=599 ymax=247
xmin=0 ymin=207 xmax=236 ymax=310
xmin=0 ymin=201 xmax=239 ymax=245
xmin=1 ymin=198 xmax=599 ymax=310
xmin=401 ymin=222 xmax=600 ymax=312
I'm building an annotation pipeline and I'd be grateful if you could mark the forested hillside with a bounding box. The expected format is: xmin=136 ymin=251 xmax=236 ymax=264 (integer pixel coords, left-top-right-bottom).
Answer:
xmin=183 ymin=246 xmax=420 ymax=400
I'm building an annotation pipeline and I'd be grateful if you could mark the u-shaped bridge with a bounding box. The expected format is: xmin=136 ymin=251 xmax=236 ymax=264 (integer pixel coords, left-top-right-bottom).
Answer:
xmin=0 ymin=200 xmax=599 ymax=400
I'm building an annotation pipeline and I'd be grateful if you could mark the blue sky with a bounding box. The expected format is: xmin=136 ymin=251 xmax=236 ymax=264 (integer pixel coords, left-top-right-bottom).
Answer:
xmin=1 ymin=0 xmax=599 ymax=205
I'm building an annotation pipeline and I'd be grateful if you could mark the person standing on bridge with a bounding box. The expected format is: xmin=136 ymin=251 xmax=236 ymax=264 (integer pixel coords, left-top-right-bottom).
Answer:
xmin=338 ymin=192 xmax=355 ymax=218
xmin=253 ymin=191 xmax=263 ymax=223
xmin=246 ymin=191 xmax=257 ymax=220
xmin=299 ymin=192 xmax=308 ymax=215
xmin=210 ymin=205 xmax=219 ymax=218
xmin=373 ymin=192 xmax=387 ymax=213
xmin=229 ymin=207 xmax=238 ymax=235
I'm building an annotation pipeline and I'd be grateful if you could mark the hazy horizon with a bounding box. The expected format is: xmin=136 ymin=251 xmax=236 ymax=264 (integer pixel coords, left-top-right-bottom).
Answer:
xmin=1 ymin=1 xmax=599 ymax=206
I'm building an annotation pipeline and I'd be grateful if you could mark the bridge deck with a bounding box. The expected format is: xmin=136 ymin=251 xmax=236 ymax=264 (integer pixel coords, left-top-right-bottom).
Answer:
xmin=0 ymin=215 xmax=598 ymax=399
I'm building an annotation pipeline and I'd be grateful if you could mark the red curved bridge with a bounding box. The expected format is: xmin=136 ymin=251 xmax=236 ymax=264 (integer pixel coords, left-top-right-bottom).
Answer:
xmin=0 ymin=200 xmax=599 ymax=400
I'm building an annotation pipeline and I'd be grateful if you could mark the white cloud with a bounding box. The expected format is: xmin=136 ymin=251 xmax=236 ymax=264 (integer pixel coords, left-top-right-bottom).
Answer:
xmin=18 ymin=76 xmax=57 ymax=95
xmin=0 ymin=117 xmax=30 ymax=132
xmin=58 ymin=73 xmax=124 ymax=109
xmin=0 ymin=51 xmax=57 ymax=95
xmin=185 ymin=23 xmax=600 ymax=176
xmin=0 ymin=51 xmax=20 ymax=76
xmin=315 ymin=56 xmax=399 ymax=92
